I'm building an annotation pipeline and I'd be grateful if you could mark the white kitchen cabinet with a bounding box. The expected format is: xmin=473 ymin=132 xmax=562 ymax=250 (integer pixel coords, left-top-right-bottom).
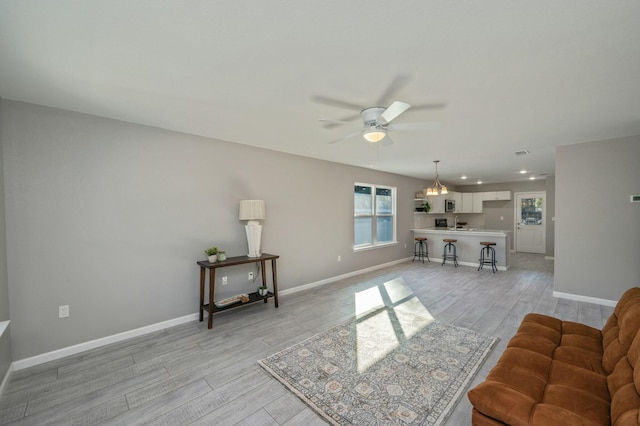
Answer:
xmin=448 ymin=192 xmax=462 ymax=212
xmin=460 ymin=193 xmax=484 ymax=213
xmin=483 ymin=191 xmax=511 ymax=201
xmin=461 ymin=193 xmax=473 ymax=213
xmin=472 ymin=193 xmax=484 ymax=213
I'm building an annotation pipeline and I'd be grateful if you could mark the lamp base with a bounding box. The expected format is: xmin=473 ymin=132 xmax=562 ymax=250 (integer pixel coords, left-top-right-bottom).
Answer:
xmin=245 ymin=222 xmax=262 ymax=258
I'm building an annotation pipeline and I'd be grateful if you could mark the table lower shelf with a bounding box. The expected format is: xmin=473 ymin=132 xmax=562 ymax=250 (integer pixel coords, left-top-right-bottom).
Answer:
xmin=202 ymin=291 xmax=275 ymax=314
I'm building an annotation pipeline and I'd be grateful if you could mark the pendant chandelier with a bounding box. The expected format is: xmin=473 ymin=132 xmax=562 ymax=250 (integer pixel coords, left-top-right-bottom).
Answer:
xmin=426 ymin=160 xmax=448 ymax=196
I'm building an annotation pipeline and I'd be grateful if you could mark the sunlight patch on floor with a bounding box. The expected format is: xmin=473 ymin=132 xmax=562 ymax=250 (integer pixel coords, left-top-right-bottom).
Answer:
xmin=356 ymin=309 xmax=399 ymax=373
xmin=354 ymin=276 xmax=435 ymax=372
xmin=394 ymin=297 xmax=434 ymax=339
xmin=383 ymin=277 xmax=413 ymax=304
xmin=355 ymin=286 xmax=385 ymax=318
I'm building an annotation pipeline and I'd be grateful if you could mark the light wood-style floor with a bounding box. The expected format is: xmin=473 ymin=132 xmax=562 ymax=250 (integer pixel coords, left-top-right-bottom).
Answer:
xmin=0 ymin=253 xmax=614 ymax=425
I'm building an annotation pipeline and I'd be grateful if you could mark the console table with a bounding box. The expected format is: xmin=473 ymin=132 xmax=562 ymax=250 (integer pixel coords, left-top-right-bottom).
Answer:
xmin=197 ymin=253 xmax=279 ymax=329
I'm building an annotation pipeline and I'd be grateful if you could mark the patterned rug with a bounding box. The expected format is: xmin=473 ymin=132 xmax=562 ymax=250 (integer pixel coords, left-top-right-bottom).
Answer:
xmin=258 ymin=304 xmax=497 ymax=425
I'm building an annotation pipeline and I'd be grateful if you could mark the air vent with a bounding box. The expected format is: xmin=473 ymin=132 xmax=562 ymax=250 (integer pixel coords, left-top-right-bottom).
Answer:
xmin=631 ymin=195 xmax=640 ymax=203
xmin=514 ymin=150 xmax=530 ymax=156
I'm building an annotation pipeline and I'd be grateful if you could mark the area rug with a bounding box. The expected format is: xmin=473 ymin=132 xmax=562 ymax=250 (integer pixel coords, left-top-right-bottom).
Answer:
xmin=258 ymin=305 xmax=498 ymax=425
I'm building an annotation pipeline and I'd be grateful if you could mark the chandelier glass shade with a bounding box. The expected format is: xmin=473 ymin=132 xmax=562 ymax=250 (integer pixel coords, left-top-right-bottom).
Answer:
xmin=426 ymin=160 xmax=448 ymax=195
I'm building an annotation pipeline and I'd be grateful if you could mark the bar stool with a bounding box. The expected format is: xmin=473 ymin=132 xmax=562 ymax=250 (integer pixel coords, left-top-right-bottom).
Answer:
xmin=478 ymin=242 xmax=497 ymax=273
xmin=413 ymin=237 xmax=430 ymax=263
xmin=442 ymin=239 xmax=458 ymax=267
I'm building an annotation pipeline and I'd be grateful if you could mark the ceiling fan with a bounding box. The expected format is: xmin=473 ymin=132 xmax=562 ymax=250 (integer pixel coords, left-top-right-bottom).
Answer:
xmin=318 ymin=101 xmax=441 ymax=145
xmin=314 ymin=75 xmax=444 ymax=145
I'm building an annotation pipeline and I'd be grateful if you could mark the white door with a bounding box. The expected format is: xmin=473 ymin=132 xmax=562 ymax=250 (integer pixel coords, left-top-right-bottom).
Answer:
xmin=515 ymin=192 xmax=546 ymax=254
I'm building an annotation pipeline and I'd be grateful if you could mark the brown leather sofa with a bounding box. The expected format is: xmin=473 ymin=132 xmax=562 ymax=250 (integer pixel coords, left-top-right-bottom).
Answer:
xmin=468 ymin=287 xmax=640 ymax=425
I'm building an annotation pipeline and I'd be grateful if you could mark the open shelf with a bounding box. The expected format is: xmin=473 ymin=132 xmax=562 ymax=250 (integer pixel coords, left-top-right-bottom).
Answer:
xmin=203 ymin=291 xmax=274 ymax=314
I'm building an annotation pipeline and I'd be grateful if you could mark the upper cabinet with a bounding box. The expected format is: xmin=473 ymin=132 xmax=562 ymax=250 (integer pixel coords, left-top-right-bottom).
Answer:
xmin=448 ymin=192 xmax=462 ymax=212
xmin=462 ymin=192 xmax=484 ymax=213
xmin=416 ymin=190 xmax=511 ymax=215
xmin=483 ymin=191 xmax=512 ymax=201
xmin=461 ymin=193 xmax=473 ymax=213
xmin=472 ymin=193 xmax=484 ymax=212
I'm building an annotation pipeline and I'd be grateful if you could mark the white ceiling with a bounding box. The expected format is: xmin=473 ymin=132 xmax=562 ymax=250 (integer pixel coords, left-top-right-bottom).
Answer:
xmin=1 ymin=1 xmax=639 ymax=184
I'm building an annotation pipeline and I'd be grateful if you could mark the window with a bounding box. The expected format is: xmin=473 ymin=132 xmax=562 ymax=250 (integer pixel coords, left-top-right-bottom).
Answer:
xmin=354 ymin=183 xmax=397 ymax=250
xmin=520 ymin=196 xmax=543 ymax=225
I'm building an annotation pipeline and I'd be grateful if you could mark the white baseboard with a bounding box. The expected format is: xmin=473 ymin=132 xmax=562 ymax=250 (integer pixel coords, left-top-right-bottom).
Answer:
xmin=425 ymin=257 xmax=509 ymax=272
xmin=553 ymin=291 xmax=617 ymax=307
xmin=13 ymin=313 xmax=199 ymax=371
xmin=545 ymin=256 xmax=555 ymax=260
xmin=280 ymin=257 xmax=412 ymax=296
xmin=13 ymin=257 xmax=415 ymax=370
xmin=0 ymin=362 xmax=13 ymax=397
xmin=15 ymin=254 xmax=512 ymax=371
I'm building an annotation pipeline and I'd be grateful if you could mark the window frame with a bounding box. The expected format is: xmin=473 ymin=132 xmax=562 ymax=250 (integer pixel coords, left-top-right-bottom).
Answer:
xmin=353 ymin=182 xmax=398 ymax=252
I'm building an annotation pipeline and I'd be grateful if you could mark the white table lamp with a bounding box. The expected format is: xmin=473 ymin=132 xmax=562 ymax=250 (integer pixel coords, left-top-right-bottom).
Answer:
xmin=239 ymin=200 xmax=266 ymax=257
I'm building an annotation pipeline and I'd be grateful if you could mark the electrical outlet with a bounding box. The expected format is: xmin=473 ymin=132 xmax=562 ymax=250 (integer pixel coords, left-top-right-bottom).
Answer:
xmin=337 ymin=255 xmax=341 ymax=262
xmin=59 ymin=305 xmax=69 ymax=318
xmin=404 ymin=243 xmax=407 ymax=248
xmin=248 ymin=272 xmax=254 ymax=280
xmin=222 ymin=276 xmax=228 ymax=285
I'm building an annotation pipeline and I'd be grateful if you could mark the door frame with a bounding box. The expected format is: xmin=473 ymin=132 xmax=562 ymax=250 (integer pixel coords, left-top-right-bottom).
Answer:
xmin=514 ymin=191 xmax=546 ymax=254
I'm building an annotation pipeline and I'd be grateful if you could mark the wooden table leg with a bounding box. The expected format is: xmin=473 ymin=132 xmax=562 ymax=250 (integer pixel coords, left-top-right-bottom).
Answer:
xmin=208 ymin=268 xmax=215 ymax=329
xmin=199 ymin=266 xmax=205 ymax=322
xmin=272 ymin=258 xmax=279 ymax=308
xmin=261 ymin=260 xmax=268 ymax=303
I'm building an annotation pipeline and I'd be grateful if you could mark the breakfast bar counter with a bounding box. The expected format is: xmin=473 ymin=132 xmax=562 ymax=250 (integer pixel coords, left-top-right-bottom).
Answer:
xmin=411 ymin=228 xmax=511 ymax=270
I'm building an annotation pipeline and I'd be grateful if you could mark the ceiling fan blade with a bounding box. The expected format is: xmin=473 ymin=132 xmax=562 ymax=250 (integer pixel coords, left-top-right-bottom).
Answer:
xmin=410 ymin=102 xmax=447 ymax=111
xmin=312 ymin=95 xmax=363 ymax=111
xmin=376 ymin=75 xmax=411 ymax=106
xmin=379 ymin=101 xmax=411 ymax=124
xmin=387 ymin=121 xmax=441 ymax=131
xmin=318 ymin=119 xmax=360 ymax=127
xmin=319 ymin=113 xmax=362 ymax=128
xmin=380 ymin=134 xmax=395 ymax=146
xmin=328 ymin=131 xmax=362 ymax=144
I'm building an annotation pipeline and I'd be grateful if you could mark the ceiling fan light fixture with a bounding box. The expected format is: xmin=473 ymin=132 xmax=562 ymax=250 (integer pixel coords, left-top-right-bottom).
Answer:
xmin=427 ymin=160 xmax=448 ymax=195
xmin=363 ymin=128 xmax=386 ymax=143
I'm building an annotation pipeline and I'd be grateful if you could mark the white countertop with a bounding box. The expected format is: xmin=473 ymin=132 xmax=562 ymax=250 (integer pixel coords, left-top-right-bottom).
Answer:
xmin=411 ymin=228 xmax=511 ymax=237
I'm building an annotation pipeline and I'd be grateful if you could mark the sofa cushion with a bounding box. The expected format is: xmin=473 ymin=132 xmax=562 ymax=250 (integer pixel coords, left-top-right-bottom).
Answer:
xmin=468 ymin=313 xmax=609 ymax=425
xmin=603 ymin=289 xmax=640 ymax=374
xmin=608 ymin=328 xmax=640 ymax=425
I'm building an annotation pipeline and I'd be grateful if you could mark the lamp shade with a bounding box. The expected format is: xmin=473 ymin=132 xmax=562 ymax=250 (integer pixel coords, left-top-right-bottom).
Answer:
xmin=239 ymin=200 xmax=266 ymax=221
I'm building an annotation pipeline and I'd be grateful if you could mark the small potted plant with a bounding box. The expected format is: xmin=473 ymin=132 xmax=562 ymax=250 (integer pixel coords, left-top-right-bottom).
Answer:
xmin=204 ymin=247 xmax=218 ymax=263
xmin=257 ymin=285 xmax=268 ymax=297
xmin=217 ymin=250 xmax=227 ymax=262
xmin=423 ymin=201 xmax=431 ymax=213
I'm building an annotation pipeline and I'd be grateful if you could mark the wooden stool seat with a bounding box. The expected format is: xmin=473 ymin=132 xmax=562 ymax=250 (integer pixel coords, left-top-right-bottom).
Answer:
xmin=415 ymin=237 xmax=427 ymax=241
xmin=480 ymin=242 xmax=496 ymax=246
xmin=443 ymin=239 xmax=457 ymax=243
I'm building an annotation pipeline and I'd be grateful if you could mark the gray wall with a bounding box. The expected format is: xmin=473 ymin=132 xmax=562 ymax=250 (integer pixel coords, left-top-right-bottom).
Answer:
xmin=457 ymin=181 xmax=550 ymax=253
xmin=555 ymin=136 xmax=640 ymax=300
xmin=0 ymin=98 xmax=13 ymax=381
xmin=2 ymin=100 xmax=426 ymax=360
xmin=545 ymin=176 xmax=556 ymax=257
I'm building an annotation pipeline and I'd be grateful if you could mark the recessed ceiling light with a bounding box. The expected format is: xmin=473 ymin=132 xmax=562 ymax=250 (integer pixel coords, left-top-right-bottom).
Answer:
xmin=529 ymin=176 xmax=536 ymax=180
xmin=520 ymin=169 xmax=527 ymax=174
xmin=477 ymin=180 xmax=483 ymax=184
xmin=461 ymin=175 xmax=467 ymax=180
